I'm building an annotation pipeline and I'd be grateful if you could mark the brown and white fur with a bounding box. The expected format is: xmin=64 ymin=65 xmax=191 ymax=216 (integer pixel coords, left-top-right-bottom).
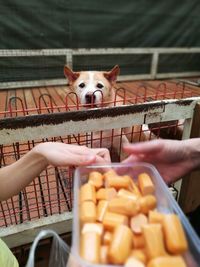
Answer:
xmin=64 ymin=65 xmax=120 ymax=109
xmin=64 ymin=65 xmax=149 ymax=160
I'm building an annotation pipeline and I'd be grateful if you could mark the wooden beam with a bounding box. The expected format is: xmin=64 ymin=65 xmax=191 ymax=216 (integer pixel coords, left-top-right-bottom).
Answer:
xmin=0 ymin=98 xmax=198 ymax=145
xmin=179 ymin=102 xmax=200 ymax=213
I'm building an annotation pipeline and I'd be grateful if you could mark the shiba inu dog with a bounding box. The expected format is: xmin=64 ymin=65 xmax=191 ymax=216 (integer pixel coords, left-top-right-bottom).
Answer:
xmin=64 ymin=65 xmax=149 ymax=160
xmin=64 ymin=65 xmax=121 ymax=109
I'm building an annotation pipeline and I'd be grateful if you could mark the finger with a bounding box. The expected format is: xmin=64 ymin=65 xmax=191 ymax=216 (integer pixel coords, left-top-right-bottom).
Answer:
xmin=67 ymin=146 xmax=111 ymax=163
xmin=94 ymin=155 xmax=107 ymax=164
xmin=57 ymin=152 xmax=96 ymax=166
xmin=93 ymin=156 xmax=112 ymax=170
xmin=122 ymin=154 xmax=143 ymax=164
xmin=77 ymin=154 xmax=97 ymax=166
xmin=123 ymin=140 xmax=163 ymax=155
xmin=91 ymin=148 xmax=111 ymax=163
xmin=117 ymin=155 xmax=144 ymax=175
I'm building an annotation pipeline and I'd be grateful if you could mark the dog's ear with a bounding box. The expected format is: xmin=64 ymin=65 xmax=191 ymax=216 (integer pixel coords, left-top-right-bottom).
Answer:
xmin=104 ymin=65 xmax=120 ymax=83
xmin=64 ymin=65 xmax=80 ymax=85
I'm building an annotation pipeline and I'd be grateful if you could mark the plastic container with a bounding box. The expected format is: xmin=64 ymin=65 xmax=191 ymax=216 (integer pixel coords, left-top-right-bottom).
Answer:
xmin=72 ymin=163 xmax=200 ymax=267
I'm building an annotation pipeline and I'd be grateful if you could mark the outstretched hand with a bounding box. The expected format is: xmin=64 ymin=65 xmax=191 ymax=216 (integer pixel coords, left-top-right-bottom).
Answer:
xmin=122 ymin=139 xmax=200 ymax=184
xmin=33 ymin=142 xmax=111 ymax=167
xmin=0 ymin=142 xmax=111 ymax=201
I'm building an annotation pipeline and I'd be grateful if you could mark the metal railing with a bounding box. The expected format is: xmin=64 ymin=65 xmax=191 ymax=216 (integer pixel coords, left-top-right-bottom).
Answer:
xmin=0 ymin=47 xmax=200 ymax=89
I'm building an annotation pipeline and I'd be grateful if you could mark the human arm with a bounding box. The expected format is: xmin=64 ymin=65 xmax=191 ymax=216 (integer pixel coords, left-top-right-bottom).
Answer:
xmin=0 ymin=142 xmax=111 ymax=201
xmin=122 ymin=138 xmax=200 ymax=184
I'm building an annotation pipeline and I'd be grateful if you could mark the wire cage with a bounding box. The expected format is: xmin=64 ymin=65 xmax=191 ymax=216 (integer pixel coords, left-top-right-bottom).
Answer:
xmin=0 ymin=80 xmax=200 ymax=230
xmin=1 ymin=80 xmax=199 ymax=117
xmin=0 ymin=50 xmax=200 ymax=261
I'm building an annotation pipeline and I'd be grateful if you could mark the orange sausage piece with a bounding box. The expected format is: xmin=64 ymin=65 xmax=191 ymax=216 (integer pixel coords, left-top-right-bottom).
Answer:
xmin=108 ymin=197 xmax=140 ymax=216
xmin=125 ymin=257 xmax=145 ymax=267
xmin=147 ymin=256 xmax=187 ymax=267
xmin=103 ymin=211 xmax=128 ymax=231
xmin=96 ymin=188 xmax=117 ymax=201
xmin=130 ymin=213 xmax=148 ymax=234
xmin=80 ymin=201 xmax=96 ymax=223
xmin=130 ymin=249 xmax=147 ymax=264
xmin=97 ymin=200 xmax=108 ymax=222
xmin=88 ymin=171 xmax=104 ymax=189
xmin=149 ymin=210 xmax=164 ymax=224
xmin=139 ymin=195 xmax=157 ymax=214
xmin=162 ymin=214 xmax=188 ymax=254
xmin=117 ymin=188 xmax=138 ymax=201
xmin=103 ymin=169 xmax=117 ymax=180
xmin=142 ymin=224 xmax=166 ymax=259
xmin=80 ymin=183 xmax=96 ymax=203
xmin=138 ymin=173 xmax=155 ymax=196
xmin=105 ymin=175 xmax=130 ymax=189
xmin=129 ymin=179 xmax=142 ymax=196
xmin=108 ymin=225 xmax=133 ymax=264
xmin=81 ymin=223 xmax=104 ymax=236
xmin=80 ymin=231 xmax=100 ymax=264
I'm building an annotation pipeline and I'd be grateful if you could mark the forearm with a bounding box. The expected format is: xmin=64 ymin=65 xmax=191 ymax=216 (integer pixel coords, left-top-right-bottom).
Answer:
xmin=0 ymin=148 xmax=48 ymax=201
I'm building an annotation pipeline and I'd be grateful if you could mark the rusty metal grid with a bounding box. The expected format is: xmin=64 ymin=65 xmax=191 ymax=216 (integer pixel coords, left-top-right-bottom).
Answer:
xmin=0 ymin=80 xmax=199 ymax=229
xmin=0 ymin=81 xmax=199 ymax=118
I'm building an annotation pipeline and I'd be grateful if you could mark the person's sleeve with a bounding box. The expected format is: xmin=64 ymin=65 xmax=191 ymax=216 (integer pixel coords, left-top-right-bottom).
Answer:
xmin=0 ymin=238 xmax=19 ymax=267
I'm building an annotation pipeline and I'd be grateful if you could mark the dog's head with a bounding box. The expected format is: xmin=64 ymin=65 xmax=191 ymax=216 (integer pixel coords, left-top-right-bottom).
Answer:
xmin=64 ymin=65 xmax=120 ymax=108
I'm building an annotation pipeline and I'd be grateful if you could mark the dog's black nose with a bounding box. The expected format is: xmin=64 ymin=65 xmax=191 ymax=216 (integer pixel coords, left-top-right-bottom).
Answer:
xmin=85 ymin=94 xmax=96 ymax=104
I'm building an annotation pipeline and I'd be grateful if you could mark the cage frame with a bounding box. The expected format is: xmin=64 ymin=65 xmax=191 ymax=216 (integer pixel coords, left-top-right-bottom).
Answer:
xmin=0 ymin=97 xmax=198 ymax=145
xmin=0 ymin=96 xmax=200 ymax=248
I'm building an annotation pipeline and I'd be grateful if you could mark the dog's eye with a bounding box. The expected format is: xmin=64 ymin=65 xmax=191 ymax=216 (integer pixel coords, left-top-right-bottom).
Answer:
xmin=97 ymin=83 xmax=104 ymax=89
xmin=79 ymin=83 xmax=85 ymax=88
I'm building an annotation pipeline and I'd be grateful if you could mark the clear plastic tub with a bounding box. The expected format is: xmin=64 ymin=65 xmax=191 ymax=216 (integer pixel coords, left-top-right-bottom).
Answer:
xmin=72 ymin=163 xmax=200 ymax=267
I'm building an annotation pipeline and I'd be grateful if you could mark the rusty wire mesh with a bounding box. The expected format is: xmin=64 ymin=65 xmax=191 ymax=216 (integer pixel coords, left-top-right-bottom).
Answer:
xmin=0 ymin=81 xmax=199 ymax=118
xmin=0 ymin=80 xmax=199 ymax=228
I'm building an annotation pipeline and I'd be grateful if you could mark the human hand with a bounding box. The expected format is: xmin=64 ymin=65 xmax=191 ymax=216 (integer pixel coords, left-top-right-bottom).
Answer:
xmin=0 ymin=142 xmax=111 ymax=201
xmin=122 ymin=139 xmax=200 ymax=184
xmin=33 ymin=142 xmax=111 ymax=167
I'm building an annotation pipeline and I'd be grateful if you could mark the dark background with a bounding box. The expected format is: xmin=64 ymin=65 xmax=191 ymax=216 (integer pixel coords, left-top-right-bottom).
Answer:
xmin=0 ymin=0 xmax=200 ymax=82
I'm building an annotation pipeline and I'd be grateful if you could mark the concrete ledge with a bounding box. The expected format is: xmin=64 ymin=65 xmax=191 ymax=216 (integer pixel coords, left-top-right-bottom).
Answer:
xmin=0 ymin=212 xmax=73 ymax=248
